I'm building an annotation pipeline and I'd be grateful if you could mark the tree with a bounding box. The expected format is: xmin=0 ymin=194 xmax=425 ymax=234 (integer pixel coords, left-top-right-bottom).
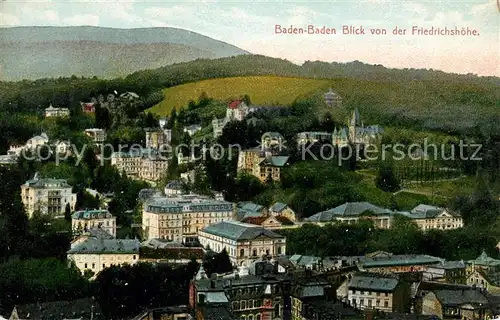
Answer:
xmin=64 ymin=203 xmax=71 ymax=222
xmin=375 ymin=161 xmax=400 ymax=192
xmin=242 ymin=94 xmax=251 ymax=106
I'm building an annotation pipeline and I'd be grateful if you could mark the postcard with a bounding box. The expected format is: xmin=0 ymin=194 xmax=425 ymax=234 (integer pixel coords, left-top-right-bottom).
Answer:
xmin=0 ymin=1 xmax=499 ymax=320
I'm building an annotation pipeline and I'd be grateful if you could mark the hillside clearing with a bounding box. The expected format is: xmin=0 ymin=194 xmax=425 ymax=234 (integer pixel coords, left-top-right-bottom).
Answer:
xmin=148 ymin=76 xmax=331 ymax=116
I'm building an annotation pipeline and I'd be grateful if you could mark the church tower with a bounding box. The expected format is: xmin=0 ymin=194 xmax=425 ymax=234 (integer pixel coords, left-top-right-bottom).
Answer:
xmin=349 ymin=108 xmax=360 ymax=143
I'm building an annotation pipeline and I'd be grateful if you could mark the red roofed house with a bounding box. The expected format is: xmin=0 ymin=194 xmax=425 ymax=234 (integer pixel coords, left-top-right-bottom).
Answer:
xmin=81 ymin=102 xmax=96 ymax=113
xmin=212 ymin=100 xmax=250 ymax=138
xmin=241 ymin=215 xmax=297 ymax=230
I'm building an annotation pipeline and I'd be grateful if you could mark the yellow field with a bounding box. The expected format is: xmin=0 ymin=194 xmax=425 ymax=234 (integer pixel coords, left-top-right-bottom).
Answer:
xmin=148 ymin=76 xmax=332 ymax=116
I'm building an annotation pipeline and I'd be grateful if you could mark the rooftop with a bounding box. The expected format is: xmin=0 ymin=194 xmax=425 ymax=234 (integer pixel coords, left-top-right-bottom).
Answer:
xmin=306 ymin=202 xmax=393 ymax=222
xmin=468 ymin=250 xmax=500 ymax=267
xmin=67 ymin=238 xmax=140 ymax=254
xmin=23 ymin=177 xmax=72 ymax=189
xmin=200 ymin=221 xmax=285 ymax=241
xmin=72 ymin=209 xmax=113 ymax=220
xmin=348 ymin=272 xmax=399 ymax=292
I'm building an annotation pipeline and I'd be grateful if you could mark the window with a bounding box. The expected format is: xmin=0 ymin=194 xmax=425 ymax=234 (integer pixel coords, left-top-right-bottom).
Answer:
xmin=253 ymin=249 xmax=257 ymax=256
xmin=265 ymin=249 xmax=270 ymax=255
xmin=92 ymin=263 xmax=95 ymax=269
xmin=248 ymin=315 xmax=254 ymax=320
xmin=351 ymin=299 xmax=356 ymax=306
xmin=84 ymin=263 xmax=88 ymax=268
xmin=384 ymin=301 xmax=389 ymax=308
xmin=376 ymin=300 xmax=380 ymax=307
xmin=232 ymin=302 xmax=239 ymax=310
xmin=256 ymin=314 xmax=261 ymax=320
xmin=368 ymin=300 xmax=372 ymax=307
xmin=102 ymin=263 xmax=106 ymax=268
xmin=241 ymin=301 xmax=247 ymax=309
xmin=360 ymin=299 xmax=364 ymax=306
xmin=240 ymin=316 xmax=246 ymax=320
xmin=385 ymin=293 xmax=388 ymax=297
xmin=240 ymin=249 xmax=245 ymax=257
xmin=133 ymin=255 xmax=136 ymax=260
xmin=249 ymin=300 xmax=254 ymax=308
xmin=277 ymin=247 xmax=282 ymax=255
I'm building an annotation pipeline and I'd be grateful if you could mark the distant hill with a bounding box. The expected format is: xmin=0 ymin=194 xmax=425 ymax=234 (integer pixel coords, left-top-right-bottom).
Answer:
xmin=0 ymin=26 xmax=249 ymax=80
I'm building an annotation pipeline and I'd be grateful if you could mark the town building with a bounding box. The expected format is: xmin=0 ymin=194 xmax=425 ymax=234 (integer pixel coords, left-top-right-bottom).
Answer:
xmin=305 ymin=202 xmax=394 ymax=228
xmin=424 ymin=260 xmax=466 ymax=284
xmin=197 ymin=221 xmax=286 ymax=265
xmin=421 ymin=287 xmax=495 ymax=319
xmin=0 ymin=154 xmax=18 ymax=166
xmin=165 ymin=180 xmax=185 ymax=195
xmin=142 ymin=193 xmax=235 ymax=243
xmin=190 ymin=258 xmax=359 ymax=320
xmin=296 ymin=131 xmax=332 ymax=145
xmin=296 ymin=107 xmax=383 ymax=148
xmin=184 ymin=124 xmax=202 ymax=136
xmin=25 ymin=132 xmax=49 ymax=150
xmin=71 ymin=209 xmax=116 ymax=238
xmin=67 ymin=238 xmax=140 ymax=276
xmin=324 ymin=88 xmax=343 ymax=107
xmin=81 ymin=101 xmax=96 ymax=113
xmin=145 ymin=127 xmax=170 ymax=149
xmin=129 ymin=306 xmax=192 ymax=320
xmin=466 ymin=251 xmax=500 ymax=293
xmin=84 ymin=128 xmax=106 ymax=145
xmin=45 ymin=104 xmax=70 ymax=118
xmin=241 ymin=215 xmax=297 ymax=230
xmin=236 ymin=202 xmax=268 ymax=221
xmin=340 ymin=272 xmax=411 ymax=313
xmin=396 ymin=204 xmax=464 ymax=230
xmin=111 ymin=148 xmax=168 ymax=183
xmin=237 ymin=133 xmax=288 ymax=182
xmin=268 ymin=202 xmax=297 ymax=222
xmin=54 ymin=140 xmax=71 ymax=155
xmin=7 ymin=298 xmax=104 ymax=320
xmin=21 ymin=175 xmax=77 ymax=218
xmin=212 ymin=100 xmax=250 ymax=138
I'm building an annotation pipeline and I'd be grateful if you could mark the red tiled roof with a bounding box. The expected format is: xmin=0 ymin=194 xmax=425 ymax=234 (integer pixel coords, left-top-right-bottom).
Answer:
xmin=242 ymin=216 xmax=267 ymax=225
xmin=228 ymin=100 xmax=243 ymax=109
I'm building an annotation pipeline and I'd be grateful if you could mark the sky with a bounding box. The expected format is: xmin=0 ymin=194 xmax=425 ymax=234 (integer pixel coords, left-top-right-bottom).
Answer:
xmin=0 ymin=0 xmax=499 ymax=76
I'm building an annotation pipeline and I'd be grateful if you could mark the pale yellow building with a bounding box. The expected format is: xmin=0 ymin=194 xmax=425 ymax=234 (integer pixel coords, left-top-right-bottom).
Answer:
xmin=67 ymin=238 xmax=140 ymax=276
xmin=84 ymin=128 xmax=107 ymax=145
xmin=198 ymin=220 xmax=286 ymax=266
xmin=142 ymin=194 xmax=235 ymax=243
xmin=71 ymin=209 xmax=116 ymax=238
xmin=21 ymin=176 xmax=77 ymax=218
xmin=396 ymin=204 xmax=464 ymax=231
xmin=45 ymin=104 xmax=70 ymax=118
xmin=111 ymin=149 xmax=168 ymax=183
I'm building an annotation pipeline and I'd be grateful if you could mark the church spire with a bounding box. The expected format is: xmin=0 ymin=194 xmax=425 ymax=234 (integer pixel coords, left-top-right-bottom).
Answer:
xmin=195 ymin=265 xmax=207 ymax=280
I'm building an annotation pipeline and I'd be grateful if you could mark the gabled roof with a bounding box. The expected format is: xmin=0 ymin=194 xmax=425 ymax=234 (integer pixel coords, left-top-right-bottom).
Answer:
xmin=228 ymin=100 xmax=244 ymax=109
xmin=432 ymin=289 xmax=489 ymax=307
xmin=259 ymin=156 xmax=289 ymax=167
xmin=468 ymin=250 xmax=500 ymax=267
xmin=200 ymin=221 xmax=284 ymax=241
xmin=9 ymin=298 xmax=104 ymax=320
xmin=270 ymin=202 xmax=288 ymax=213
xmin=348 ymin=273 xmax=399 ymax=292
xmin=238 ymin=202 xmax=264 ymax=212
xmin=305 ymin=202 xmax=392 ymax=222
xmin=67 ymin=238 xmax=140 ymax=254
